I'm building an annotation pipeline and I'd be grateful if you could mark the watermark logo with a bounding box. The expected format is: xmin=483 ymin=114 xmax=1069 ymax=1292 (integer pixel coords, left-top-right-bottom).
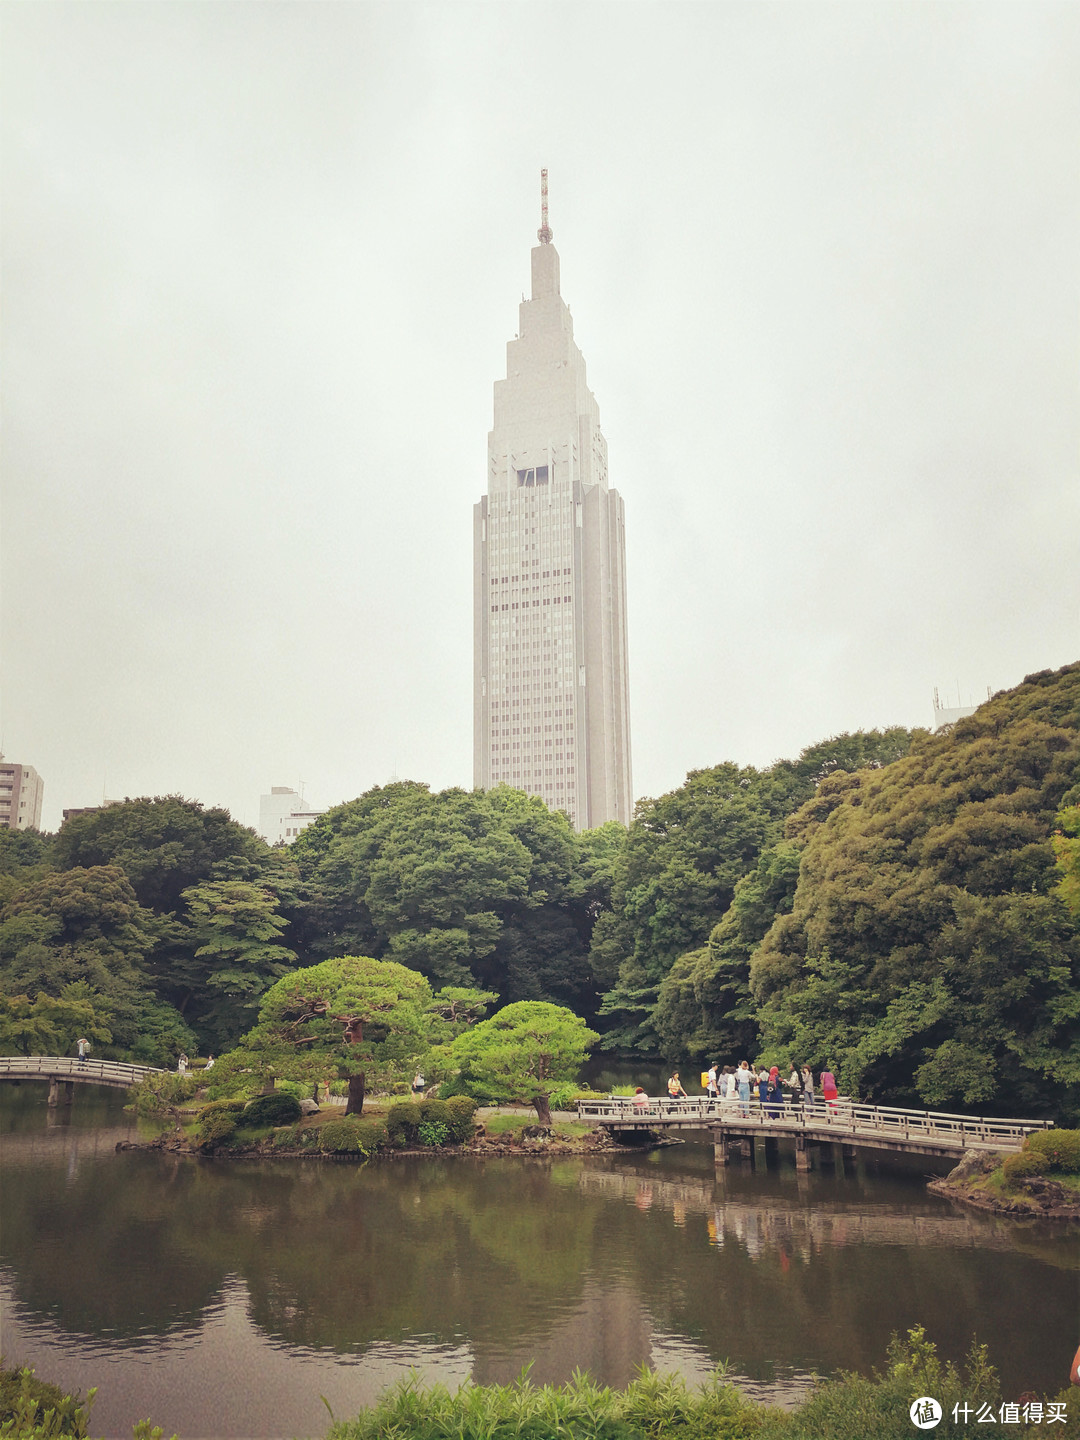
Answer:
xmin=910 ymin=1396 xmax=943 ymax=1429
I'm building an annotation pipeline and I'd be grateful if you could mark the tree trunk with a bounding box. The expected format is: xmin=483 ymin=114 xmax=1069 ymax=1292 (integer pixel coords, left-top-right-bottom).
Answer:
xmin=533 ymin=1092 xmax=552 ymax=1127
xmin=345 ymin=1072 xmax=366 ymax=1116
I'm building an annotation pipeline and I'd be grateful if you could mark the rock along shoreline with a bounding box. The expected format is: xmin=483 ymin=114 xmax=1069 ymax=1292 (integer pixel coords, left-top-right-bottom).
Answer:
xmin=927 ymin=1150 xmax=1080 ymax=1221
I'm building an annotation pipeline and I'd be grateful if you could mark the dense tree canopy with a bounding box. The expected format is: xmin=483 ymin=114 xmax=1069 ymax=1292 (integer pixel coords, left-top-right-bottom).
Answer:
xmin=2 ymin=670 xmax=1074 ymax=1129
xmin=596 ymin=729 xmax=922 ymax=1052
xmin=290 ymin=782 xmax=606 ymax=1008
xmin=0 ymin=865 xmax=172 ymax=1057
xmin=51 ymin=795 xmax=265 ymax=912
xmin=650 ymin=664 xmax=1080 ymax=1120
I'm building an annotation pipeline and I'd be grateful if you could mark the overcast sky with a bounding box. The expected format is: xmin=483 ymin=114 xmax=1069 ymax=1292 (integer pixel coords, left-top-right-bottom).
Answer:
xmin=3 ymin=2 xmax=1077 ymax=834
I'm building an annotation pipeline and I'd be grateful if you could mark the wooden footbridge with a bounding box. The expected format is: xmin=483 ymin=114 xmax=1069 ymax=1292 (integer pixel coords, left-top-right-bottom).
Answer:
xmin=577 ymin=1095 xmax=1052 ymax=1168
xmin=0 ymin=1055 xmax=165 ymax=1106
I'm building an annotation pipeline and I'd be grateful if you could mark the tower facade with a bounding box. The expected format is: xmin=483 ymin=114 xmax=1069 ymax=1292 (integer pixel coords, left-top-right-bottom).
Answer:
xmin=473 ymin=180 xmax=632 ymax=829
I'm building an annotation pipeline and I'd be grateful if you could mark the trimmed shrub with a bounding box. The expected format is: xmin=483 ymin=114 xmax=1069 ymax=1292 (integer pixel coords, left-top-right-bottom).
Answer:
xmin=274 ymin=1079 xmax=308 ymax=1102
xmin=442 ymin=1095 xmax=478 ymax=1143
xmin=240 ymin=1092 xmax=302 ymax=1129
xmin=1002 ymin=1151 xmax=1043 ymax=1184
xmin=319 ymin=1116 xmax=389 ymax=1156
xmin=385 ymin=1100 xmax=423 ymax=1147
xmin=1025 ymin=1128 xmax=1080 ymax=1173
xmin=197 ymin=1110 xmax=238 ymax=1151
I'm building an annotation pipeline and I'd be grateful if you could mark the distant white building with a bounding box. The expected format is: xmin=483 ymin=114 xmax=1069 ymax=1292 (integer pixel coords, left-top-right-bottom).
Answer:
xmin=258 ymin=786 xmax=325 ymax=845
xmin=932 ymin=686 xmax=991 ymax=732
xmin=0 ymin=759 xmax=44 ymax=830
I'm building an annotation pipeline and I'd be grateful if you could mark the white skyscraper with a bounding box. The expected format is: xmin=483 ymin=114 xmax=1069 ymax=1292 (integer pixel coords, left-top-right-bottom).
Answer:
xmin=474 ymin=175 xmax=632 ymax=829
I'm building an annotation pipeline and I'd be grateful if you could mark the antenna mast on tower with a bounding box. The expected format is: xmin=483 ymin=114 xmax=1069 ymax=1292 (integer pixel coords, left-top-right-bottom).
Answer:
xmin=537 ymin=168 xmax=552 ymax=244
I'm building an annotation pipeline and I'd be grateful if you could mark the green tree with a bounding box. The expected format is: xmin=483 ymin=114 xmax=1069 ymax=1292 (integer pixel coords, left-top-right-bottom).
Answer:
xmin=0 ymin=987 xmax=111 ymax=1058
xmin=439 ymin=1000 xmax=599 ymax=1125
xmin=1053 ymin=805 xmax=1080 ymax=915
xmin=595 ymin=730 xmax=922 ymax=1052
xmin=175 ymin=880 xmax=297 ymax=1050
xmin=0 ymin=866 xmax=174 ymax=1056
xmin=653 ymin=841 xmax=801 ymax=1064
xmin=424 ymin=986 xmax=498 ymax=1042
xmin=290 ymin=782 xmax=606 ymax=1009
xmin=0 ymin=828 xmax=52 ymax=909
xmin=751 ymin=664 xmax=1080 ymax=1118
xmin=226 ymin=956 xmax=434 ymax=1114
xmin=52 ymin=795 xmax=266 ymax=913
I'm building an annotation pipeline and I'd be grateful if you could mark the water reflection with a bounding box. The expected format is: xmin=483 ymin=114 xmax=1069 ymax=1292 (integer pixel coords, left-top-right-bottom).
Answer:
xmin=1 ymin=1088 xmax=1076 ymax=1440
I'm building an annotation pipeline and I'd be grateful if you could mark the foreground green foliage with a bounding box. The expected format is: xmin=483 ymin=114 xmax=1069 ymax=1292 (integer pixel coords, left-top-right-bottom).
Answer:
xmin=0 ymin=1365 xmax=174 ymax=1440
xmin=325 ymin=1328 xmax=1065 ymax=1440
xmin=327 ymin=1365 xmax=772 ymax=1440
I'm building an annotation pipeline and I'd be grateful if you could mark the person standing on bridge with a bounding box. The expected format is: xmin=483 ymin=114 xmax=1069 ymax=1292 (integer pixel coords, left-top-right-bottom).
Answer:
xmin=800 ymin=1065 xmax=814 ymax=1108
xmin=76 ymin=1037 xmax=90 ymax=1064
xmin=767 ymin=1067 xmax=785 ymax=1117
xmin=820 ymin=1064 xmax=839 ymax=1111
xmin=667 ymin=1072 xmax=688 ymax=1100
xmin=736 ymin=1062 xmax=752 ymax=1116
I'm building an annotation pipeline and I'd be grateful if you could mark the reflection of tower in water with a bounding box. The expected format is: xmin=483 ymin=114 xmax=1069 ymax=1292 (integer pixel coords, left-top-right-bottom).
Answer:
xmin=470 ymin=1281 xmax=653 ymax=1390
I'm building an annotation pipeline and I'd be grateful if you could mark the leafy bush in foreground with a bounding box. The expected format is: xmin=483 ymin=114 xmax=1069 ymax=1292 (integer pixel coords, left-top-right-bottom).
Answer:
xmin=326 ymin=1365 xmax=771 ymax=1440
xmin=325 ymin=1329 xmax=1064 ymax=1440
xmin=0 ymin=1364 xmax=175 ymax=1439
xmin=195 ymin=1098 xmax=247 ymax=1123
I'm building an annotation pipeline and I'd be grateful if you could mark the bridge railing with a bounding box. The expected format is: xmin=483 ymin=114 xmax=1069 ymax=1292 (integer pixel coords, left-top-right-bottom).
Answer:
xmin=0 ymin=1055 xmax=165 ymax=1086
xmin=576 ymin=1095 xmax=1052 ymax=1150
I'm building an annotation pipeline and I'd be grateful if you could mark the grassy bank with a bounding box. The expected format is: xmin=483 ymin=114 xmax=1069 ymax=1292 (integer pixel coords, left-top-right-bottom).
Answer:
xmin=7 ymin=1330 xmax=1073 ymax=1440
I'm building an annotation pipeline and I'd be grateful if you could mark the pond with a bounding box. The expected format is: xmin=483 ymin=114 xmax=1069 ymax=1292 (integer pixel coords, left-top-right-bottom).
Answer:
xmin=1 ymin=1084 xmax=1076 ymax=1438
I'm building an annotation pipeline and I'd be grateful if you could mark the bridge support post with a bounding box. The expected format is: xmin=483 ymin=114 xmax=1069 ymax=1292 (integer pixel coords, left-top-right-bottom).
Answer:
xmin=795 ymin=1133 xmax=811 ymax=1171
xmin=841 ymin=1144 xmax=858 ymax=1166
xmin=712 ymin=1127 xmax=729 ymax=1167
xmin=48 ymin=1078 xmax=75 ymax=1106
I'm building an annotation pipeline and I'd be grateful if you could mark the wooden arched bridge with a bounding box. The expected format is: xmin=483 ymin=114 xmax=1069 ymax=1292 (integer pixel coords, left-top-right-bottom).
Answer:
xmin=576 ymin=1095 xmax=1052 ymax=1169
xmin=0 ymin=1055 xmax=165 ymax=1106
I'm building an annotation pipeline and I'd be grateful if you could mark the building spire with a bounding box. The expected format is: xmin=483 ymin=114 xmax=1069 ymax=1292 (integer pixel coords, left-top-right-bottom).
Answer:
xmin=537 ymin=168 xmax=553 ymax=244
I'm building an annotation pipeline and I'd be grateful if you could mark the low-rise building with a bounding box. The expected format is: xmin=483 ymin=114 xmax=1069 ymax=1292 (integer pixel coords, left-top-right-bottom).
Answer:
xmin=258 ymin=786 xmax=325 ymax=845
xmin=0 ymin=760 xmax=44 ymax=830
